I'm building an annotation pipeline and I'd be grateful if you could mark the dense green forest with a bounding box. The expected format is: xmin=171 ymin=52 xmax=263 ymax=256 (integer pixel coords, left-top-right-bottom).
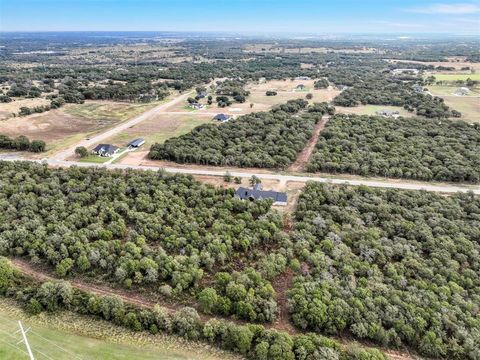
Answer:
xmin=0 ymin=134 xmax=46 ymax=152
xmin=289 ymin=182 xmax=480 ymax=359
xmin=1 ymin=161 xmax=479 ymax=358
xmin=149 ymin=100 xmax=332 ymax=168
xmin=0 ymin=161 xmax=283 ymax=321
xmin=307 ymin=115 xmax=480 ymax=183
xmin=0 ymin=257 xmax=387 ymax=360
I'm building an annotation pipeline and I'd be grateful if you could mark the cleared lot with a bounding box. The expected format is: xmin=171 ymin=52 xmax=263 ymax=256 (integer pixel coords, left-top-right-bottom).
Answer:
xmin=0 ymin=101 xmax=163 ymax=154
xmin=102 ymin=112 xmax=214 ymax=148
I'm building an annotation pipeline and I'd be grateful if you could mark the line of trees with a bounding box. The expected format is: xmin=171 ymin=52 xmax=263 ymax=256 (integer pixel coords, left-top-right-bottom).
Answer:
xmin=307 ymin=114 xmax=480 ymax=183
xmin=0 ymin=134 xmax=46 ymax=152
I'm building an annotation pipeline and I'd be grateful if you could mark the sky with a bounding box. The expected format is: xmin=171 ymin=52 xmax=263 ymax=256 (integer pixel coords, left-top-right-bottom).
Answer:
xmin=0 ymin=0 xmax=479 ymax=34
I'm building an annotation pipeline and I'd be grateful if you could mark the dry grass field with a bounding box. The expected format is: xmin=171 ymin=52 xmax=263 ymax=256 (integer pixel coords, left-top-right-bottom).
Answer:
xmin=103 ymin=112 xmax=213 ymax=148
xmin=0 ymin=98 xmax=51 ymax=120
xmin=0 ymin=101 xmax=162 ymax=153
xmin=442 ymin=96 xmax=480 ymax=123
xmin=335 ymin=105 xmax=414 ymax=117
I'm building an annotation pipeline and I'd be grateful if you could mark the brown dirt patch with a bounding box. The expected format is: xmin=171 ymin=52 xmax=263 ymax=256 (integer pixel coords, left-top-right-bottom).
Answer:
xmin=0 ymin=108 xmax=116 ymax=143
xmin=0 ymin=98 xmax=51 ymax=120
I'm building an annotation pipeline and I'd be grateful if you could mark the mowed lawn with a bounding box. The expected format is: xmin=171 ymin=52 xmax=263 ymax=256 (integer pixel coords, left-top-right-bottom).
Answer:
xmin=0 ymin=300 xmax=238 ymax=360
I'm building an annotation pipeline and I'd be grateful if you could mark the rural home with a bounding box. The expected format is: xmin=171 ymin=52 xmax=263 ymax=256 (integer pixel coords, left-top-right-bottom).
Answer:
xmin=92 ymin=144 xmax=119 ymax=157
xmin=190 ymin=103 xmax=206 ymax=110
xmin=127 ymin=138 xmax=145 ymax=148
xmin=295 ymin=76 xmax=311 ymax=81
xmin=413 ymin=84 xmax=425 ymax=93
xmin=213 ymin=113 xmax=232 ymax=122
xmin=197 ymin=91 xmax=208 ymax=99
xmin=235 ymin=183 xmax=288 ymax=206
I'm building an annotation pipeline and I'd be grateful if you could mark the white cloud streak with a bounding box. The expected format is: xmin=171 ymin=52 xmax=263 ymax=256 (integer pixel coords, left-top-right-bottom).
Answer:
xmin=406 ymin=3 xmax=480 ymax=14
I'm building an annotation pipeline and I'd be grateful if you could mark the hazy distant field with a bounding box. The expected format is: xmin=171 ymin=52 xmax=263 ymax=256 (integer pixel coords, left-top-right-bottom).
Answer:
xmin=433 ymin=73 xmax=480 ymax=81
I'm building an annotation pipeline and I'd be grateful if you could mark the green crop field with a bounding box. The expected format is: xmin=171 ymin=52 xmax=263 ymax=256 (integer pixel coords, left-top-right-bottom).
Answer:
xmin=0 ymin=300 xmax=239 ymax=360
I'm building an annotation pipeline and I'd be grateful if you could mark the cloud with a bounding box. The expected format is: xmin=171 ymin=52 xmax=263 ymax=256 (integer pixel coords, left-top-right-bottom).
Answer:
xmin=406 ymin=3 xmax=480 ymax=14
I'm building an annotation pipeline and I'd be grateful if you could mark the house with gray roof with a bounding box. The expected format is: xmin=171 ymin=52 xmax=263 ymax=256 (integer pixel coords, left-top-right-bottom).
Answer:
xmin=213 ymin=113 xmax=232 ymax=122
xmin=235 ymin=183 xmax=288 ymax=206
xmin=92 ymin=144 xmax=119 ymax=157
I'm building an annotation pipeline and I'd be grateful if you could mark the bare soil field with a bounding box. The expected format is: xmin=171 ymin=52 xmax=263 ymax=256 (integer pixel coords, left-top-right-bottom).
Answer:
xmin=0 ymin=109 xmax=106 ymax=143
xmin=103 ymin=112 xmax=213 ymax=148
xmin=0 ymin=97 xmax=51 ymax=120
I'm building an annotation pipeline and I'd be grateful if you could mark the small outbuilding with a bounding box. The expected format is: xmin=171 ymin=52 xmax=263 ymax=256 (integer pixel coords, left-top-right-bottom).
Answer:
xmin=235 ymin=183 xmax=288 ymax=206
xmin=296 ymin=84 xmax=306 ymax=90
xmin=213 ymin=113 xmax=232 ymax=122
xmin=455 ymin=87 xmax=470 ymax=96
xmin=92 ymin=144 xmax=119 ymax=157
xmin=127 ymin=138 xmax=145 ymax=148
xmin=376 ymin=109 xmax=400 ymax=118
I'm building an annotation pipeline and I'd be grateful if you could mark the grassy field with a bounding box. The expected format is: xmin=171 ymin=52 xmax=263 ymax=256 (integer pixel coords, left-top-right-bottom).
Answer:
xmin=105 ymin=113 xmax=213 ymax=148
xmin=0 ymin=299 xmax=240 ymax=360
xmin=443 ymin=96 xmax=480 ymax=123
xmin=78 ymin=154 xmax=112 ymax=163
xmin=335 ymin=104 xmax=414 ymax=117
xmin=64 ymin=101 xmax=162 ymax=122
xmin=432 ymin=73 xmax=480 ymax=81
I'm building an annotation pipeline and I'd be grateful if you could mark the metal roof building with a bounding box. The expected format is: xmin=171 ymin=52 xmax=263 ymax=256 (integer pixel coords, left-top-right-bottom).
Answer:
xmin=127 ymin=138 xmax=145 ymax=148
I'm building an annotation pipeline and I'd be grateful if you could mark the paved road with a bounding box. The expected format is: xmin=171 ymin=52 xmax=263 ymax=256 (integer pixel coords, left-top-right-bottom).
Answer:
xmin=1 ymin=156 xmax=476 ymax=195
xmin=1 ymin=87 xmax=478 ymax=195
xmin=51 ymin=90 xmax=195 ymax=161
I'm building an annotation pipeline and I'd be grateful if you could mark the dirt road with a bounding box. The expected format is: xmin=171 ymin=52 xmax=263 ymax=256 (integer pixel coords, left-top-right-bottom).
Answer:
xmin=10 ymin=258 xmax=418 ymax=360
xmin=51 ymin=90 xmax=196 ymax=161
xmin=288 ymin=115 xmax=329 ymax=172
